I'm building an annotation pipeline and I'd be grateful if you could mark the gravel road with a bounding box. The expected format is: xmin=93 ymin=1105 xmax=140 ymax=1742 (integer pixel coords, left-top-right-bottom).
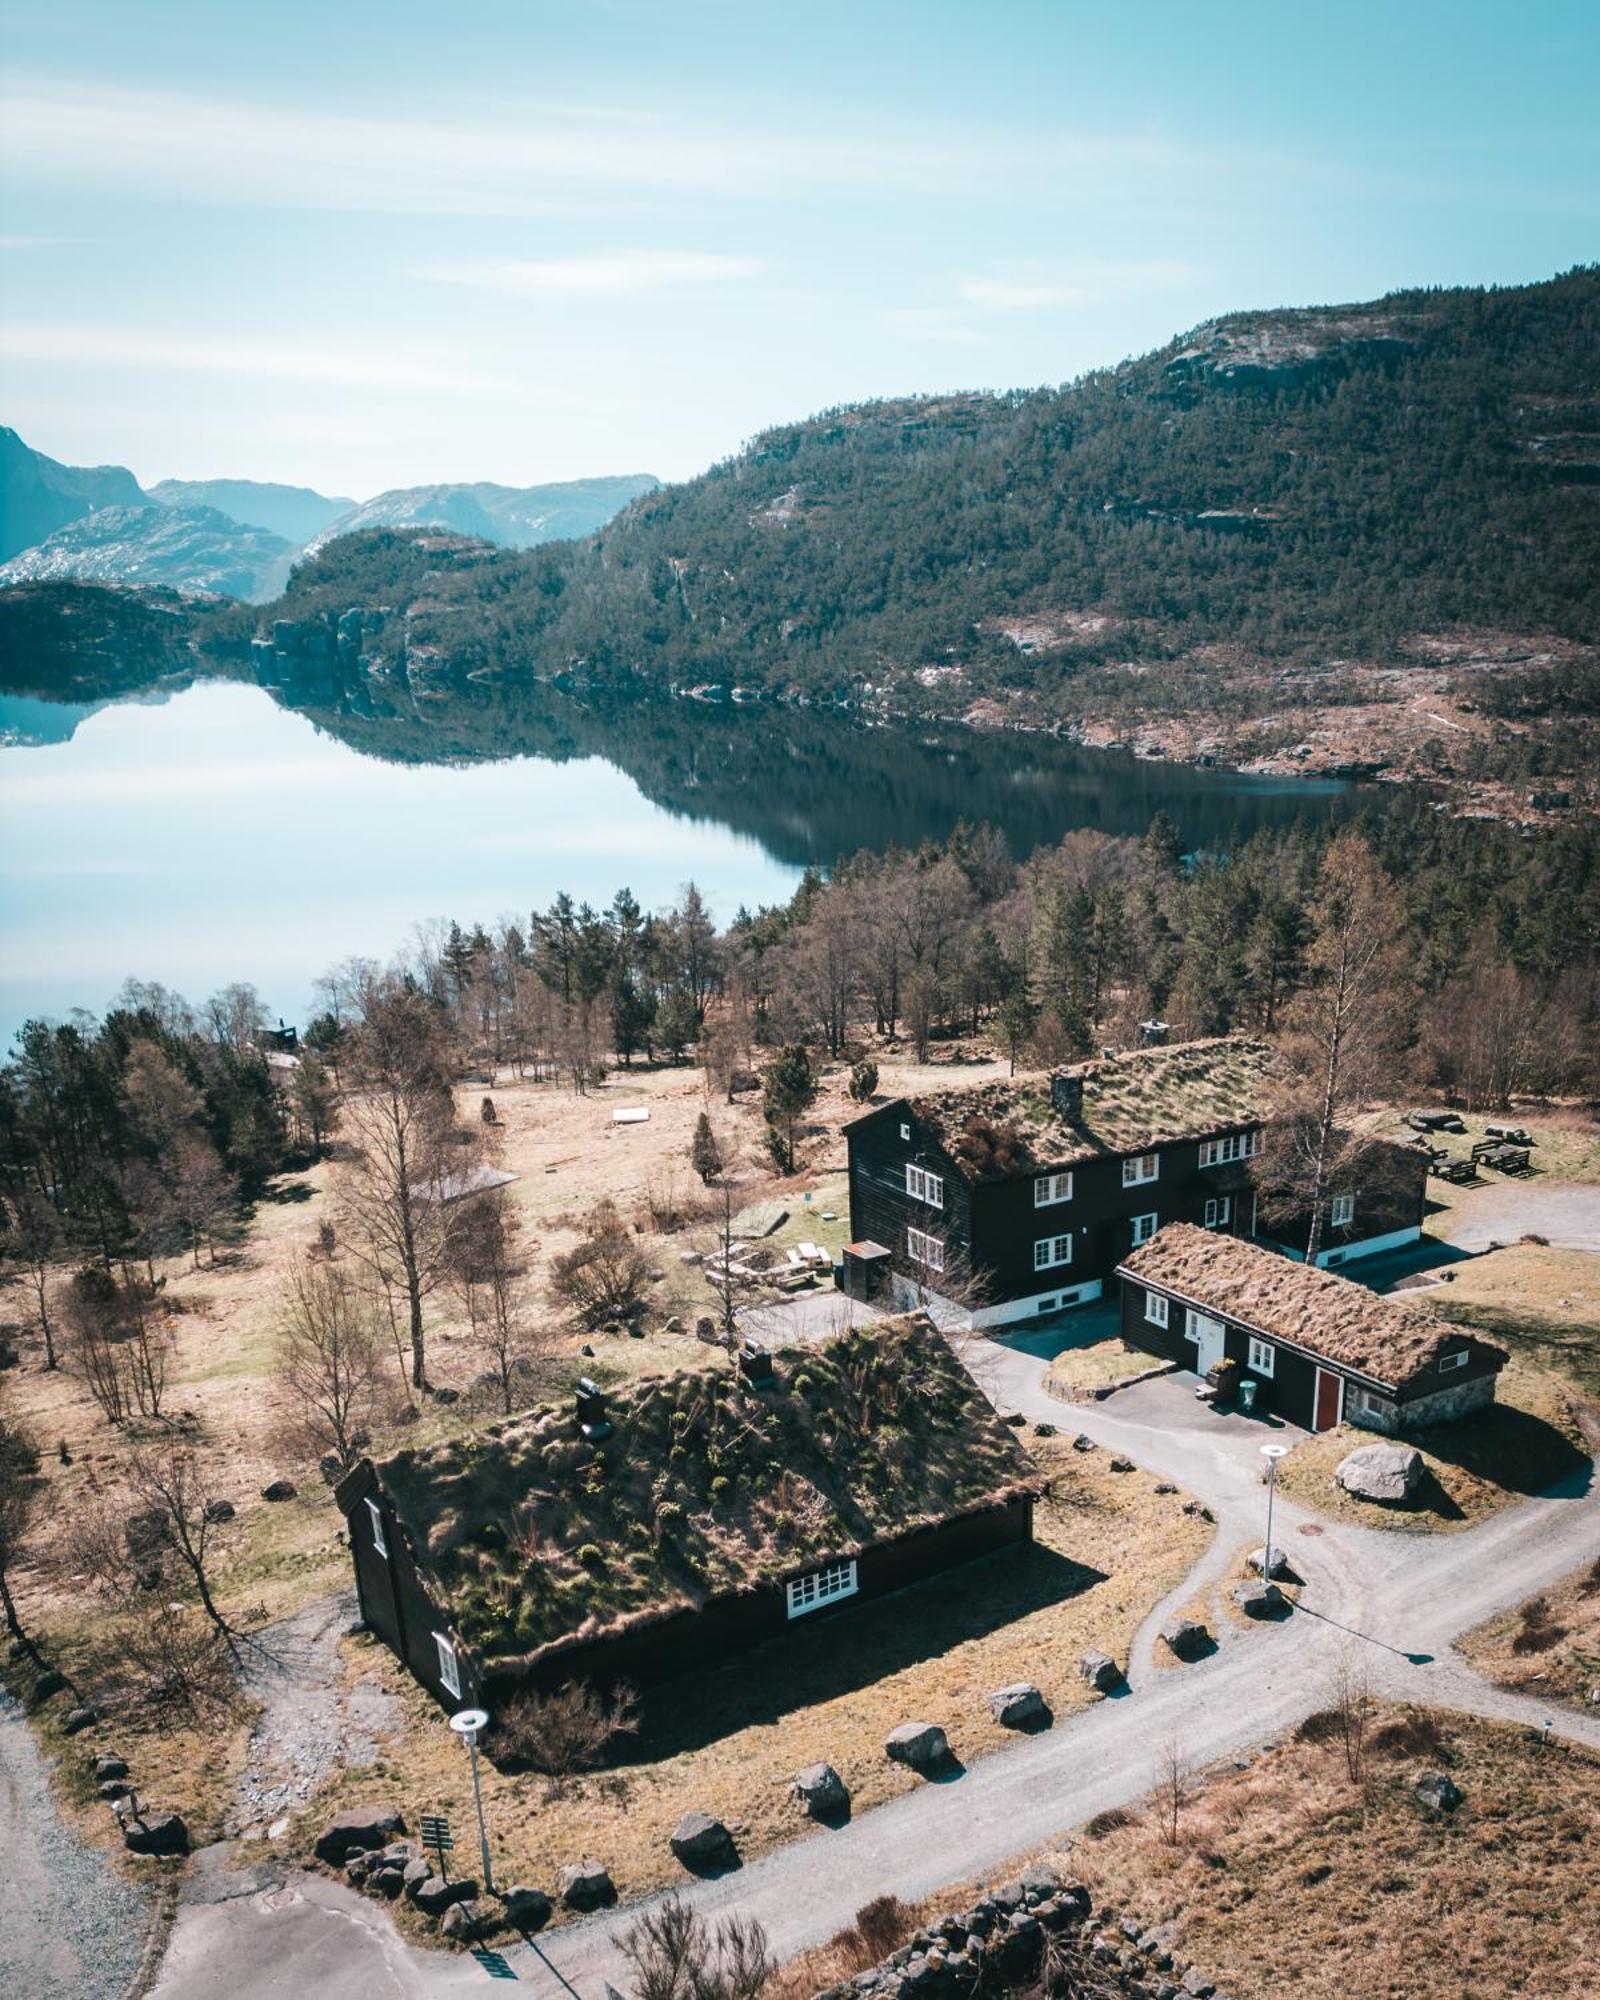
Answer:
xmin=0 ymin=1687 xmax=154 ymax=2000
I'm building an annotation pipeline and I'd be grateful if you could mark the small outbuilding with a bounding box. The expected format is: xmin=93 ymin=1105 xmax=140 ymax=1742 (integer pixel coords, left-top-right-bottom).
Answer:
xmin=1117 ymin=1224 xmax=1506 ymax=1434
xmin=335 ymin=1314 xmax=1037 ymax=1712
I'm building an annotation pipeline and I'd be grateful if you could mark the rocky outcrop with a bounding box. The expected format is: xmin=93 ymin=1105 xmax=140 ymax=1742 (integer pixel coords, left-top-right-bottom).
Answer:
xmin=1336 ymin=1443 xmax=1424 ymax=1503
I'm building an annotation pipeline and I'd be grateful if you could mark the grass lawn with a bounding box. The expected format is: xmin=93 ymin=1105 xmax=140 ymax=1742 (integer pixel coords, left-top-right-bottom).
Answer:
xmin=1460 ymin=1559 xmax=1600 ymax=1714
xmin=1368 ymin=1104 xmax=1600 ymax=1184
xmin=1056 ymin=1709 xmax=1600 ymax=2000
xmin=1423 ymin=1244 xmax=1600 ymax=1405
xmin=1045 ymin=1337 xmax=1166 ymax=1403
xmin=295 ymin=1434 xmax=1209 ymax=1921
xmin=1272 ymin=1357 xmax=1590 ymax=1533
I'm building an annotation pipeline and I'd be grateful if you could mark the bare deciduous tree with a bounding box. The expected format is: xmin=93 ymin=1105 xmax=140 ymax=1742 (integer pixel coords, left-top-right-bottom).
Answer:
xmin=127 ymin=1443 xmax=241 ymax=1653
xmin=1 ymin=1189 xmax=61 ymax=1368
xmin=550 ymin=1201 xmax=655 ymax=1329
xmin=1330 ymin=1651 xmax=1373 ymax=1784
xmin=622 ymin=1894 xmax=773 ymax=2000
xmin=1154 ymin=1734 xmax=1194 ymax=1845
xmin=0 ymin=1412 xmax=51 ymax=1672
xmin=449 ymin=1193 xmax=547 ymax=1415
xmin=278 ymin=1255 xmax=384 ymax=1470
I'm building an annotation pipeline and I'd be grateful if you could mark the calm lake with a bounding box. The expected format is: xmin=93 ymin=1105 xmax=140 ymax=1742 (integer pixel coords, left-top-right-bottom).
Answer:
xmin=0 ymin=675 xmax=1352 ymax=1040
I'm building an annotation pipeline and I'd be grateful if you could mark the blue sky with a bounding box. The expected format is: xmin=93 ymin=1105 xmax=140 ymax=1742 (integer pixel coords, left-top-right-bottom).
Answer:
xmin=2 ymin=0 xmax=1596 ymax=498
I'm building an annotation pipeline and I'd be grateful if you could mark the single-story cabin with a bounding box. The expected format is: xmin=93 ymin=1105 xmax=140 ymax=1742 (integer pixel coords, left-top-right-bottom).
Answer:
xmin=842 ymin=1036 xmax=1427 ymax=1331
xmin=334 ymin=1315 xmax=1037 ymax=1713
xmin=1117 ymin=1223 xmax=1507 ymax=1433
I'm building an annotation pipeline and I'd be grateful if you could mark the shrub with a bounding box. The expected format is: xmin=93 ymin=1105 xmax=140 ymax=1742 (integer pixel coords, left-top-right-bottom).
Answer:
xmin=550 ymin=1203 xmax=656 ymax=1327
xmin=495 ymin=1679 xmax=641 ymax=1779
xmin=847 ymin=1060 xmax=879 ymax=1104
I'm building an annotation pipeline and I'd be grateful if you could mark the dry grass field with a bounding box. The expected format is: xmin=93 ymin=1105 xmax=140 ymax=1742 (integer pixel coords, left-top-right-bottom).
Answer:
xmin=1060 ymin=1709 xmax=1600 ymax=2000
xmin=1460 ymin=1559 xmax=1600 ymax=1714
xmin=297 ymin=1430 xmax=1209 ymax=1919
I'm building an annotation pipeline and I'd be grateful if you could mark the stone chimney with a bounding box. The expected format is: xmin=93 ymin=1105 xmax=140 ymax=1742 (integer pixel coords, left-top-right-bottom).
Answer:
xmin=1139 ymin=1019 xmax=1170 ymax=1046
xmin=1050 ymin=1070 xmax=1084 ymax=1124
xmin=575 ymin=1378 xmax=612 ymax=1441
xmin=737 ymin=1342 xmax=774 ymax=1386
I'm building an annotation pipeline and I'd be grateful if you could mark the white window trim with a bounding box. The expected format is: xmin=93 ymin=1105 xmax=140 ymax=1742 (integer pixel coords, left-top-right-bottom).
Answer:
xmin=1033 ymin=1171 xmax=1074 ymax=1207
xmin=906 ymin=1226 xmax=944 ymax=1271
xmin=1199 ymin=1130 xmax=1263 ymax=1169
xmin=786 ymin=1557 xmax=859 ymax=1620
xmin=905 ymin=1163 xmax=944 ymax=1209
xmin=1438 ymin=1351 xmax=1468 ymax=1374
xmin=1203 ymin=1195 xmax=1232 ymax=1229
xmin=1130 ymin=1211 xmax=1158 ymax=1247
xmin=1330 ymin=1193 xmax=1356 ymax=1228
xmin=434 ymin=1632 xmax=461 ymax=1700
xmin=1033 ymin=1232 xmax=1073 ymax=1272
xmin=899 ymin=1122 xmax=911 ymax=1141
xmin=1122 ymin=1152 xmax=1159 ymax=1187
xmin=1145 ymin=1289 xmax=1169 ymax=1328
xmin=1247 ymin=1336 xmax=1276 ymax=1377
xmin=366 ymin=1497 xmax=387 ymax=1557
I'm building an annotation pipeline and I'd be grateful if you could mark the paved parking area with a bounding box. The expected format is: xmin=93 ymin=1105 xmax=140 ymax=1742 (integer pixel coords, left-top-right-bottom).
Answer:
xmin=1435 ymin=1180 xmax=1600 ymax=1253
xmin=736 ymin=1288 xmax=877 ymax=1347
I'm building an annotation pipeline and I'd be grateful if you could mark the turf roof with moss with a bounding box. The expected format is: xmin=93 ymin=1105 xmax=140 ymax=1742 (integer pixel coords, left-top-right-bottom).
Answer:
xmin=373 ymin=1314 xmax=1036 ymax=1665
xmin=899 ymin=1036 xmax=1275 ymax=1180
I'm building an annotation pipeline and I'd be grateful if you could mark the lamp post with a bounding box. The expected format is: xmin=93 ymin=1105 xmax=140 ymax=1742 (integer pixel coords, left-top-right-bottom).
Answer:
xmin=449 ymin=1707 xmax=495 ymax=1895
xmin=1259 ymin=1443 xmax=1288 ymax=1584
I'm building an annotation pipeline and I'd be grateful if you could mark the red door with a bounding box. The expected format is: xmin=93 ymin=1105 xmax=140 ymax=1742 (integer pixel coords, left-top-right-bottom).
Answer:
xmin=1313 ymin=1369 xmax=1343 ymax=1432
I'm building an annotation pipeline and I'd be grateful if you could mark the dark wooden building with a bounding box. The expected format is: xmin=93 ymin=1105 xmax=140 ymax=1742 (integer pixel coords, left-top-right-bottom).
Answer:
xmin=1117 ymin=1223 xmax=1507 ymax=1433
xmin=842 ymin=1037 xmax=1427 ymax=1331
xmin=335 ymin=1315 xmax=1036 ymax=1713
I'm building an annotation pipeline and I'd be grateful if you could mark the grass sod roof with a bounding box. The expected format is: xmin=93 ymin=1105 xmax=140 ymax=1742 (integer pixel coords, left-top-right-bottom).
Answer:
xmin=902 ymin=1036 xmax=1275 ymax=1181
xmin=1119 ymin=1223 xmax=1509 ymax=1389
xmin=372 ymin=1314 xmax=1036 ymax=1665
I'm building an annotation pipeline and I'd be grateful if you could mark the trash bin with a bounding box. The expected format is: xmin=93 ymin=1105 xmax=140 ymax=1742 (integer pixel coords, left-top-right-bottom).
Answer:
xmin=1237 ymin=1379 xmax=1258 ymax=1415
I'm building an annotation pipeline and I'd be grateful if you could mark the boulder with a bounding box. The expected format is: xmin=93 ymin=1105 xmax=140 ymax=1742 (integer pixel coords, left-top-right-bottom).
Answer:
xmin=314 ymin=1804 xmax=406 ymax=1866
xmin=670 ymin=1810 xmax=736 ymax=1869
xmin=370 ymin=1865 xmax=406 ymax=1899
xmin=202 ymin=1498 xmax=236 ymax=1523
xmin=1182 ymin=1971 xmax=1215 ymax=1998
xmin=1109 ymin=1456 xmax=1135 ymax=1473
xmin=261 ymin=1478 xmax=297 ymax=1502
xmin=441 ymin=1898 xmax=493 ymax=1942
xmin=60 ymin=1703 xmax=101 ymax=1735
xmin=345 ymin=1853 xmax=374 ymax=1886
xmin=1247 ymin=1547 xmax=1294 ymax=1580
xmin=1161 ymin=1618 xmax=1213 ymax=1662
xmin=1079 ymin=1652 xmax=1122 ymax=1693
xmin=1072 ymin=1435 xmax=1096 ymax=1453
xmin=1414 ymin=1771 xmax=1463 ymax=1814
xmin=1033 ymin=1423 xmax=1057 ymax=1439
xmin=124 ymin=1811 xmax=189 ymax=1856
xmin=791 ymin=1762 xmax=849 ymax=1818
xmin=1232 ymin=1582 xmax=1286 ymax=1620
xmin=413 ymin=1874 xmax=476 ymax=1916
xmin=1335 ymin=1443 xmax=1424 ymax=1504
xmin=501 ymin=1884 xmax=552 ymax=1932
xmin=987 ymin=1683 xmax=1048 ymax=1729
xmin=885 ymin=1722 xmax=950 ymax=1770
xmin=94 ymin=1753 xmax=129 ymax=1782
xmin=560 ymin=1859 xmax=615 ymax=1909
xmin=401 ymin=1857 xmax=432 ymax=1896
xmin=98 ymin=1780 xmax=130 ymax=1801
xmin=28 ymin=1669 xmax=68 ymax=1707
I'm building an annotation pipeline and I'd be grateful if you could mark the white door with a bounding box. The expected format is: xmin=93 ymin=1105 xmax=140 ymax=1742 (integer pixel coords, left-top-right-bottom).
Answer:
xmin=1187 ymin=1309 xmax=1226 ymax=1374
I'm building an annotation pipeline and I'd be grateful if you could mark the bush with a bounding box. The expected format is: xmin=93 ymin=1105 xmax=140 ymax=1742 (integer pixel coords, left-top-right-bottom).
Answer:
xmin=550 ymin=1203 xmax=656 ymax=1327
xmin=495 ymin=1679 xmax=640 ymax=1779
xmin=847 ymin=1060 xmax=879 ymax=1104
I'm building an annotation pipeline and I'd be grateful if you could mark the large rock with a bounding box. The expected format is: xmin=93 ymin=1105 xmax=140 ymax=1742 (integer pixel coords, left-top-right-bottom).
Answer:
xmin=1232 ymin=1581 xmax=1287 ymax=1620
xmin=124 ymin=1811 xmax=189 ymax=1856
xmin=414 ymin=1874 xmax=476 ymax=1915
xmin=1336 ymin=1443 xmax=1424 ymax=1503
xmin=1246 ymin=1546 xmax=1295 ymax=1580
xmin=1079 ymin=1652 xmax=1122 ymax=1693
xmin=261 ymin=1478 xmax=297 ymax=1502
xmin=670 ymin=1810 xmax=735 ymax=1870
xmin=94 ymin=1753 xmax=129 ymax=1782
xmin=314 ymin=1804 xmax=406 ymax=1866
xmin=441 ymin=1898 xmax=494 ymax=1942
xmin=987 ymin=1683 xmax=1049 ymax=1729
xmin=560 ymin=1858 xmax=615 ymax=1909
xmin=60 ymin=1703 xmax=101 ymax=1736
xmin=885 ymin=1722 xmax=950 ymax=1770
xmin=1161 ymin=1618 xmax=1213 ymax=1662
xmin=791 ymin=1762 xmax=849 ymax=1818
xmin=1415 ymin=1771 xmax=1463 ymax=1814
xmin=501 ymin=1884 xmax=552 ymax=1932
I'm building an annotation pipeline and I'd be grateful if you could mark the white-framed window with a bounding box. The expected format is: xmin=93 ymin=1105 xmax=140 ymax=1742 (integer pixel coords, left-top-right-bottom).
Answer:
xmin=1330 ymin=1193 xmax=1356 ymax=1228
xmin=1130 ymin=1211 xmax=1159 ymax=1247
xmin=1122 ymin=1152 xmax=1159 ymax=1187
xmin=1033 ymin=1233 xmax=1073 ymax=1272
xmin=786 ymin=1558 xmax=858 ymax=1620
xmin=1247 ymin=1336 xmax=1276 ymax=1377
xmin=905 ymin=1163 xmax=943 ymax=1209
xmin=899 ymin=1122 xmax=911 ymax=1141
xmin=1203 ymin=1195 xmax=1232 ymax=1229
xmin=365 ymin=1497 xmax=387 ymax=1557
xmin=1351 ymin=1386 xmax=1389 ymax=1420
xmin=1146 ymin=1289 xmax=1169 ymax=1328
xmin=1438 ymin=1351 xmax=1468 ymax=1374
xmin=1183 ymin=1307 xmax=1223 ymax=1343
xmin=1199 ymin=1131 xmax=1263 ymax=1169
xmin=906 ymin=1227 xmax=944 ymax=1271
xmin=434 ymin=1632 xmax=461 ymax=1700
xmin=1033 ymin=1171 xmax=1074 ymax=1207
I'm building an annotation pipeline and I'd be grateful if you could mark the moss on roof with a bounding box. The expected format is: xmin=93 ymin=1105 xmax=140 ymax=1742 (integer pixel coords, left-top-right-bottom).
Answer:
xmin=373 ymin=1314 xmax=1034 ymax=1664
xmin=1119 ymin=1223 xmax=1509 ymax=1388
xmin=909 ymin=1037 xmax=1274 ymax=1181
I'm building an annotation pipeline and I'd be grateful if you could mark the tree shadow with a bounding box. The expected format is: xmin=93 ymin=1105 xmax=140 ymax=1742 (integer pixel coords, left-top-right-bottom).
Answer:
xmin=619 ymin=1544 xmax=1102 ymax=1765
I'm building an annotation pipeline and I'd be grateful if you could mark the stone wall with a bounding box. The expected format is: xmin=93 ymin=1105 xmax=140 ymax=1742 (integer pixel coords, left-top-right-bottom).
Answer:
xmin=812 ymin=1860 xmax=1232 ymax=2000
xmin=1352 ymin=1372 xmax=1496 ymax=1435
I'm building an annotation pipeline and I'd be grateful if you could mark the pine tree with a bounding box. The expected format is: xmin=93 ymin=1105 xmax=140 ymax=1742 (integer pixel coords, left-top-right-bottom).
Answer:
xmin=690 ymin=1112 xmax=723 ymax=1185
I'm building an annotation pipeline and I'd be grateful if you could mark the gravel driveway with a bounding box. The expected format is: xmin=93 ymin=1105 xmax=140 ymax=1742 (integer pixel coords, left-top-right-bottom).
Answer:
xmin=1436 ymin=1178 xmax=1600 ymax=1253
xmin=0 ymin=1688 xmax=154 ymax=2000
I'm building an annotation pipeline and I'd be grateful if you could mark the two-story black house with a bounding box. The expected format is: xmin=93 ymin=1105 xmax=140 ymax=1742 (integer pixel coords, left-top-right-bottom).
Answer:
xmin=841 ymin=1037 xmax=1427 ymax=1330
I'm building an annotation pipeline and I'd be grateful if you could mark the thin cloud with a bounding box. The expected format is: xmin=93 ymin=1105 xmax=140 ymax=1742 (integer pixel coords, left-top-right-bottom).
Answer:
xmin=415 ymin=250 xmax=763 ymax=300
xmin=0 ymin=324 xmax=505 ymax=394
xmin=958 ymin=257 xmax=1208 ymax=312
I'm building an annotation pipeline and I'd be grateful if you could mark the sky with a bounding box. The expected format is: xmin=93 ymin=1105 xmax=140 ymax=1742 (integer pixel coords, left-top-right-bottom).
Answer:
xmin=1 ymin=0 xmax=1597 ymax=499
